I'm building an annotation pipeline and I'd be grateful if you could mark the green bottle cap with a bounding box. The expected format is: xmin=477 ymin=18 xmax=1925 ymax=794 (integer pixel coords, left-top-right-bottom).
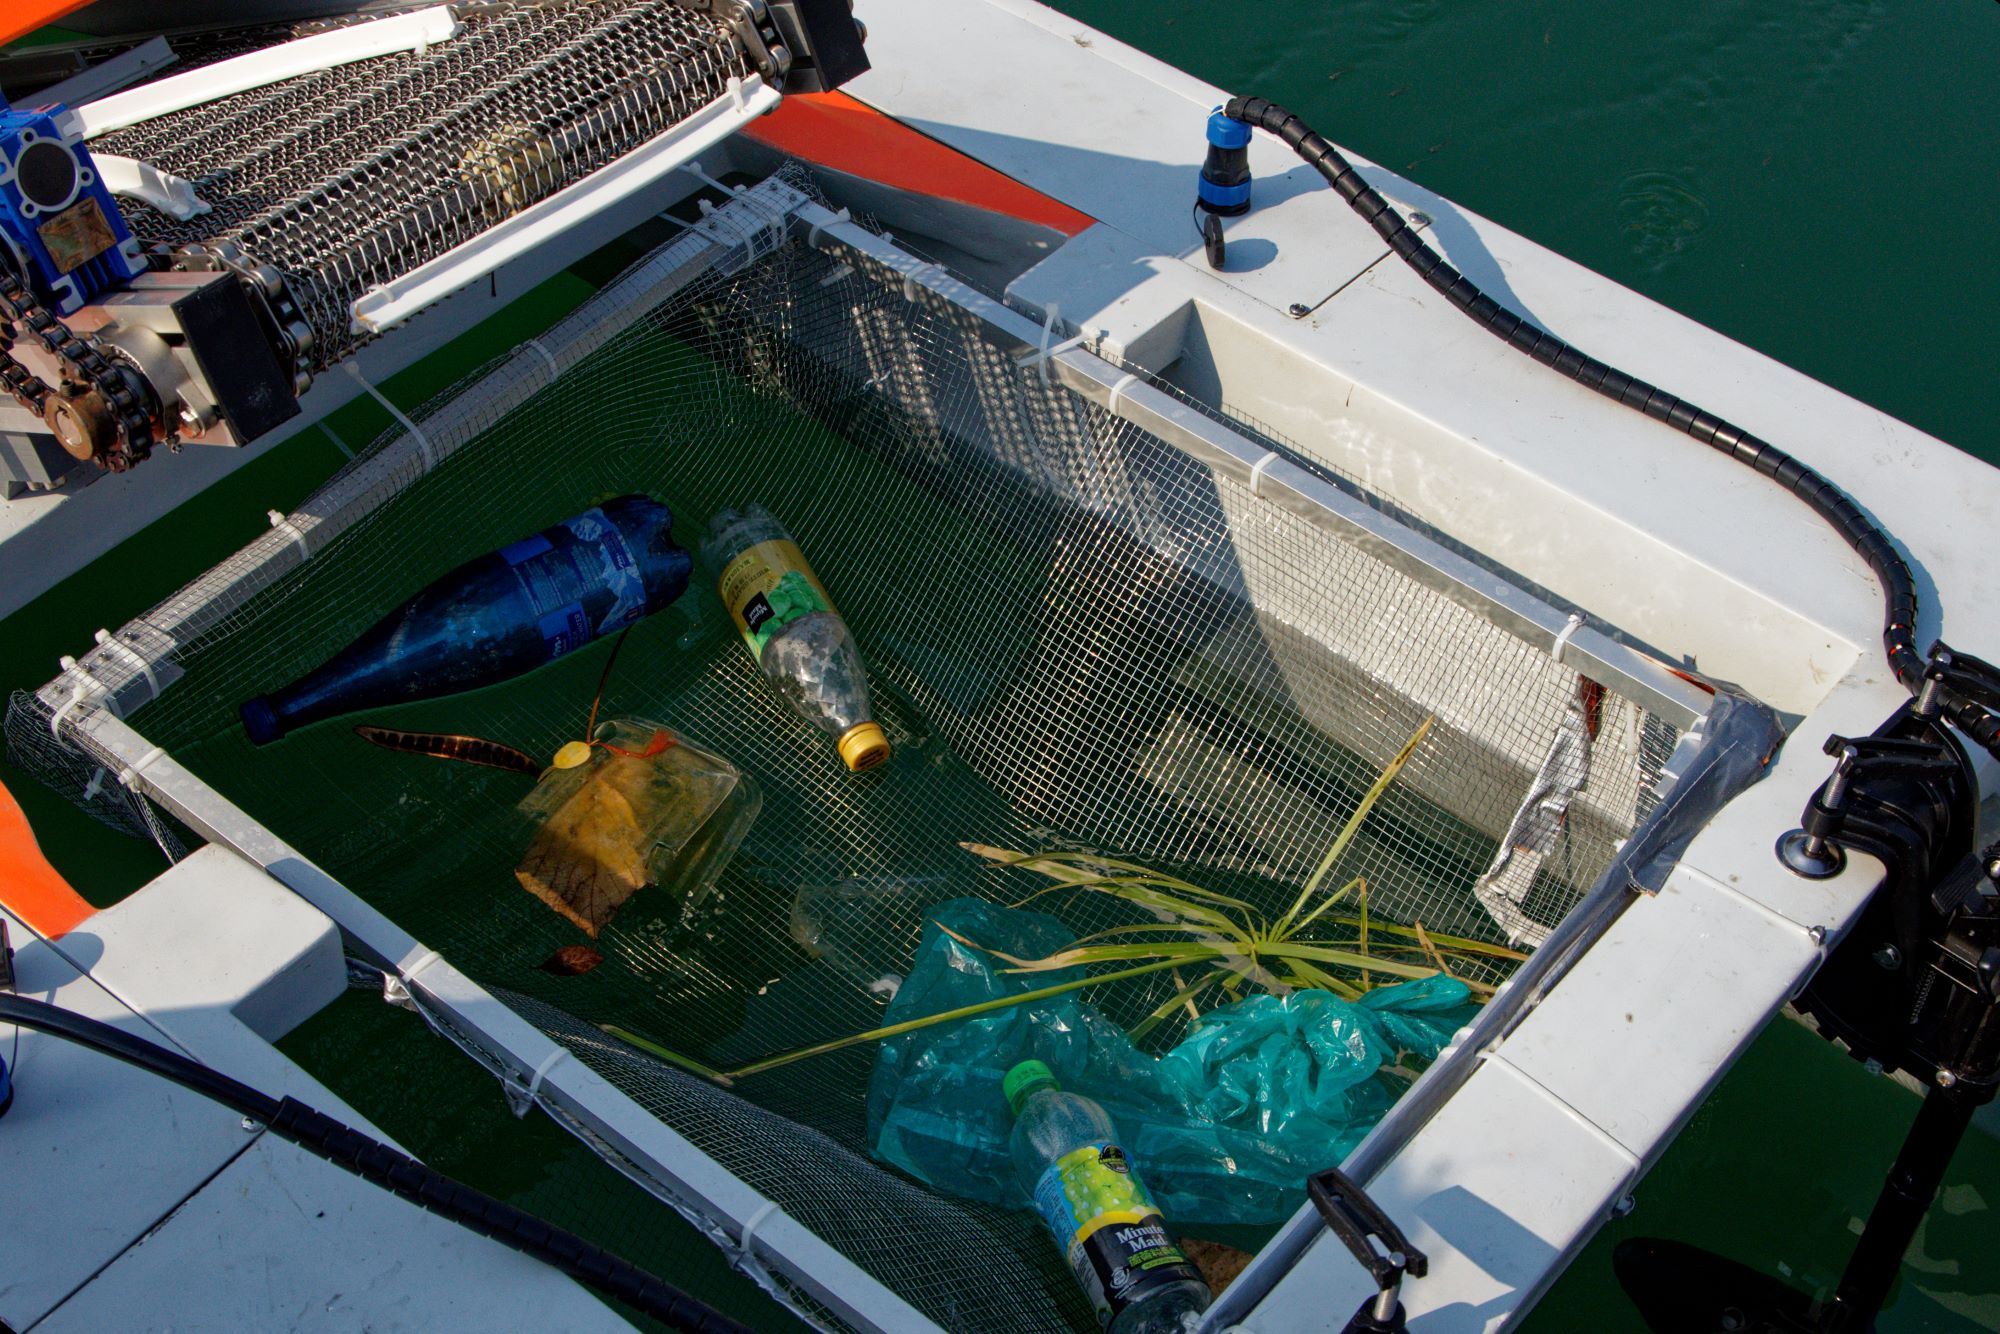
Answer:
xmin=1003 ymin=1059 xmax=1059 ymax=1113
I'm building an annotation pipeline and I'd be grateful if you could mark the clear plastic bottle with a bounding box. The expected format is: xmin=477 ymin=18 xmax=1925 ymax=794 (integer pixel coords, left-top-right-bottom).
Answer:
xmin=701 ymin=506 xmax=889 ymax=772
xmin=1006 ymin=1061 xmax=1210 ymax=1333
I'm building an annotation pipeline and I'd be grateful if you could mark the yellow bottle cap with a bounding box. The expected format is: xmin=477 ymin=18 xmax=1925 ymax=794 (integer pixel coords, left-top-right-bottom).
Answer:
xmin=837 ymin=722 xmax=891 ymax=772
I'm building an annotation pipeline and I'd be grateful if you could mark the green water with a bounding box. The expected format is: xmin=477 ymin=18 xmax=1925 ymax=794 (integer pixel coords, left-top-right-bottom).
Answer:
xmin=5 ymin=3 xmax=2000 ymax=1328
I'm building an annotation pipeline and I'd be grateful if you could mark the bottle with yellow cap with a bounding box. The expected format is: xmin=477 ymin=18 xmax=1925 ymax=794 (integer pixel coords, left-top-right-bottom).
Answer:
xmin=701 ymin=506 xmax=890 ymax=772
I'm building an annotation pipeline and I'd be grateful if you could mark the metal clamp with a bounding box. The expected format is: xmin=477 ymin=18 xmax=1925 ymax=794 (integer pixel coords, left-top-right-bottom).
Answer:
xmin=1307 ymin=1166 xmax=1427 ymax=1333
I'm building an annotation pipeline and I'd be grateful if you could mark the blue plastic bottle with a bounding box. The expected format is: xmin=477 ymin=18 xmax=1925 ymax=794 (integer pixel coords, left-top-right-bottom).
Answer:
xmin=241 ymin=495 xmax=691 ymax=744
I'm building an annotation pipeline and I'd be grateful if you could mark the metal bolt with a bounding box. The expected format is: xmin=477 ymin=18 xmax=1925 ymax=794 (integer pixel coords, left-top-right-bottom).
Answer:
xmin=1287 ymin=302 xmax=1312 ymax=318
xmin=240 ymin=1115 xmax=261 ymax=1132
xmin=1410 ymin=211 xmax=1432 ymax=227
xmin=1809 ymin=925 xmax=1827 ymax=945
xmin=1873 ymin=943 xmax=1902 ymax=970
xmin=1937 ymin=1069 xmax=1959 ymax=1089
xmin=1611 ymin=1194 xmax=1636 ymax=1219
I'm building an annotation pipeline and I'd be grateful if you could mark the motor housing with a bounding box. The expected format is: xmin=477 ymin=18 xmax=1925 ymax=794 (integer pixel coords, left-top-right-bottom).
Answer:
xmin=0 ymin=95 xmax=146 ymax=314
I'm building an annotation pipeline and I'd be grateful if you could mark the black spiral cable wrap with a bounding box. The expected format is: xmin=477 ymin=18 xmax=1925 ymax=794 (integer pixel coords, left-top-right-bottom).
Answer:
xmin=1222 ymin=97 xmax=2000 ymax=758
xmin=0 ymin=995 xmax=751 ymax=1334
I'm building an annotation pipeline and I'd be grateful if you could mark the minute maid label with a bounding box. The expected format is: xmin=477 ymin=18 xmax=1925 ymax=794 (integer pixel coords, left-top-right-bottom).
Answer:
xmin=1031 ymin=1143 xmax=1204 ymax=1327
xmin=718 ymin=538 xmax=835 ymax=661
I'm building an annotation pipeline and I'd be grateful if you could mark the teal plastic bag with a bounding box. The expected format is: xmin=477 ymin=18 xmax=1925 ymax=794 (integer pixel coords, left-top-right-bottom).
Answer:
xmin=866 ymin=899 xmax=1477 ymax=1224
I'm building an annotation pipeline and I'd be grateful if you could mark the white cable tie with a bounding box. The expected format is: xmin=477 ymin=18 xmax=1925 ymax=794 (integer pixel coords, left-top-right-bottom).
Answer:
xmin=267 ymin=509 xmax=312 ymax=560
xmin=1248 ymin=450 xmax=1280 ymax=499
xmin=1551 ymin=612 xmax=1585 ymax=662
xmin=737 ymin=1199 xmax=783 ymax=1263
xmin=1106 ymin=372 xmax=1140 ymax=417
xmin=397 ymin=948 xmax=443 ymax=985
xmin=1037 ymin=302 xmax=1061 ymax=386
xmin=50 ymin=685 xmax=90 ymax=743
xmin=523 ymin=1046 xmax=569 ymax=1102
xmin=81 ymin=767 xmax=106 ymax=802
xmin=681 ymin=161 xmax=732 ymax=195
xmin=805 ymin=206 xmax=851 ymax=250
xmin=522 ymin=336 xmax=560 ymax=379
xmin=116 ymin=746 xmax=165 ymax=790
xmin=93 ymin=628 xmax=159 ymax=702
xmin=342 ymin=361 xmax=434 ymax=471
xmin=726 ymin=74 xmax=746 ymax=112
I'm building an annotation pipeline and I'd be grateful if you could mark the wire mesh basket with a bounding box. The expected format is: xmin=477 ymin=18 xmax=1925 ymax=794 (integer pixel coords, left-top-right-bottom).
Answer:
xmin=8 ymin=181 xmax=1716 ymax=1332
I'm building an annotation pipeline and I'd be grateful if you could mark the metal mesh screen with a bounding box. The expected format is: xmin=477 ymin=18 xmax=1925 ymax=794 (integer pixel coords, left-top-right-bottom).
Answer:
xmin=96 ymin=0 xmax=748 ymax=367
xmin=8 ymin=224 xmax=1687 ymax=1331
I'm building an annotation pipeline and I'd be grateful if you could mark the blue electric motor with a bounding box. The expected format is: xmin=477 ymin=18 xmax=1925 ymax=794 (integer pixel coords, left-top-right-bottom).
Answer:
xmin=0 ymin=95 xmax=146 ymax=314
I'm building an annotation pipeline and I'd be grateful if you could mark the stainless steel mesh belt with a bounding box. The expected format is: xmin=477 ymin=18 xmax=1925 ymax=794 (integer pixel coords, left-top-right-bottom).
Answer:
xmin=96 ymin=1 xmax=749 ymax=369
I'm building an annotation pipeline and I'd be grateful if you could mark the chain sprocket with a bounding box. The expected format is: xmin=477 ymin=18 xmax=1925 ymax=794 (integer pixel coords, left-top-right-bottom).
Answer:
xmin=0 ymin=256 xmax=160 ymax=472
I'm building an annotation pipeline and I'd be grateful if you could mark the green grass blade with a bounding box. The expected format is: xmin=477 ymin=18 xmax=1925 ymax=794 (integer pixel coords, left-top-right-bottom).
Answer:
xmin=1001 ymin=941 xmax=1226 ymax=971
xmin=1290 ymin=874 xmax=1367 ymax=937
xmin=1280 ymin=957 xmax=1364 ymax=1002
xmin=1261 ymin=941 xmax=1436 ymax=980
xmin=611 ymin=955 xmax=1198 ymax=1083
xmin=1128 ymin=967 xmax=1230 ymax=1044
xmin=1277 ymin=716 xmax=1433 ymax=935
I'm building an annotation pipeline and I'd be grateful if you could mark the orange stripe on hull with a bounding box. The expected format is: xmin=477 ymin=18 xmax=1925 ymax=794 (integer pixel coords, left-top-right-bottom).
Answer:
xmin=0 ymin=773 xmax=93 ymax=938
xmin=745 ymin=91 xmax=1094 ymax=237
xmin=1 ymin=1 xmax=95 ymax=48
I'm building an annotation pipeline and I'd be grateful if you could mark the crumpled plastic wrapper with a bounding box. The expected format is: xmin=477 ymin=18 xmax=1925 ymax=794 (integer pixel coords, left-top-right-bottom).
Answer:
xmin=866 ymin=897 xmax=1475 ymax=1224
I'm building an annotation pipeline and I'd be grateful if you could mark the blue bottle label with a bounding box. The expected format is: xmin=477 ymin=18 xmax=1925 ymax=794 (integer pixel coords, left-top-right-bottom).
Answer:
xmin=563 ymin=508 xmax=648 ymax=634
xmin=499 ymin=534 xmax=554 ymax=565
xmin=539 ymin=604 xmax=592 ymax=659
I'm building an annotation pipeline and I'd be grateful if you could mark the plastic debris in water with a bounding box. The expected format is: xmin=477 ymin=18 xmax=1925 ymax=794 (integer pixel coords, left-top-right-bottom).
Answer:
xmin=240 ymin=495 xmax=691 ymax=744
xmin=702 ymin=505 xmax=889 ymax=772
xmin=514 ymin=718 xmax=759 ymax=938
xmin=1006 ymin=1059 xmax=1210 ymax=1332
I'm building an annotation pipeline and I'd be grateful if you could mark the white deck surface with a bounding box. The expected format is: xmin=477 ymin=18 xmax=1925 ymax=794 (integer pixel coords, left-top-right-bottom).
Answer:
xmin=2 ymin=848 xmax=630 ymax=1333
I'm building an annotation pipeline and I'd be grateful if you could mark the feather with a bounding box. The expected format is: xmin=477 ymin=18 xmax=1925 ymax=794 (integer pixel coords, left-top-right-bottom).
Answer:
xmin=352 ymin=724 xmax=541 ymax=776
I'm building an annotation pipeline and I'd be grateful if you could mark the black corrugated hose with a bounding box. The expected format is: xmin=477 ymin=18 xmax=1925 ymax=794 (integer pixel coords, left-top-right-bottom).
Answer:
xmin=1222 ymin=97 xmax=2000 ymax=760
xmin=0 ymin=994 xmax=751 ymax=1334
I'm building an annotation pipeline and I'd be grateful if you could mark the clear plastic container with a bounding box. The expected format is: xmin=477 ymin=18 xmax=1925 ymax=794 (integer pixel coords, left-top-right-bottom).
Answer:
xmin=513 ymin=717 xmax=760 ymax=937
xmin=1007 ymin=1060 xmax=1211 ymax=1333
xmin=701 ymin=506 xmax=889 ymax=772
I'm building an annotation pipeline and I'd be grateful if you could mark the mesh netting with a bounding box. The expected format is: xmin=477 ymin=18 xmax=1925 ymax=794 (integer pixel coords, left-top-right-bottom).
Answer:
xmin=8 ymin=222 xmax=1687 ymax=1330
xmin=96 ymin=0 xmax=747 ymax=368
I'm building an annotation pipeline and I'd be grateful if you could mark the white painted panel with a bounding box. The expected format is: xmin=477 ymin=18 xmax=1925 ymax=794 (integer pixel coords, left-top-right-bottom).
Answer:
xmin=0 ymin=931 xmax=253 ymax=1330
xmin=36 ymin=1136 xmax=632 ymax=1333
xmin=1492 ymin=868 xmax=1822 ymax=1154
xmin=75 ymin=844 xmax=343 ymax=1046
xmin=1239 ymin=1058 xmax=1641 ymax=1333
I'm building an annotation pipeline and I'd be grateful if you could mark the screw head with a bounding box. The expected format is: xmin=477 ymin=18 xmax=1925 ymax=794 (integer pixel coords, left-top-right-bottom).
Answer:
xmin=1287 ymin=302 xmax=1312 ymax=318
xmin=1873 ymin=943 xmax=1902 ymax=970
xmin=1808 ymin=925 xmax=1827 ymax=945
xmin=1937 ymin=1069 xmax=1959 ymax=1089
xmin=240 ymin=1115 xmax=261 ymax=1132
xmin=1611 ymin=1193 xmax=1636 ymax=1219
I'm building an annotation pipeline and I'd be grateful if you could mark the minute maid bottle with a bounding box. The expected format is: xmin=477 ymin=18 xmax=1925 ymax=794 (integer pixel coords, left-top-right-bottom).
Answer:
xmin=1006 ymin=1061 xmax=1210 ymax=1333
xmin=702 ymin=505 xmax=890 ymax=772
xmin=240 ymin=495 xmax=691 ymax=744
